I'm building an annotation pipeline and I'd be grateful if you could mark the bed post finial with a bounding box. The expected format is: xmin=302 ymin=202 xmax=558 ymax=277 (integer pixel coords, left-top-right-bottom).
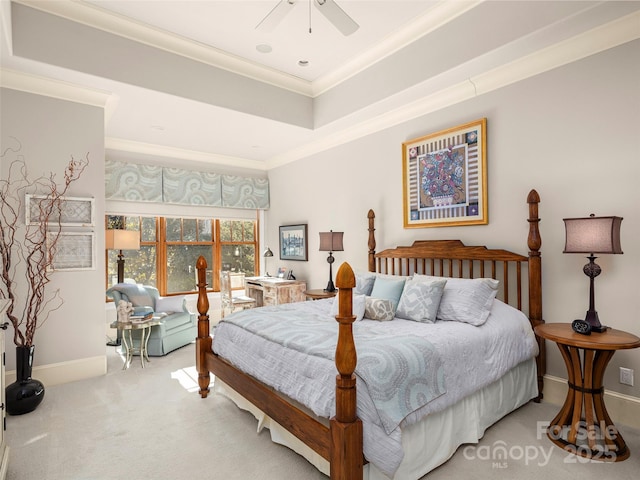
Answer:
xmin=331 ymin=262 xmax=363 ymax=480
xmin=527 ymin=189 xmax=545 ymax=401
xmin=195 ymin=255 xmax=212 ymax=398
xmin=368 ymin=209 xmax=376 ymax=272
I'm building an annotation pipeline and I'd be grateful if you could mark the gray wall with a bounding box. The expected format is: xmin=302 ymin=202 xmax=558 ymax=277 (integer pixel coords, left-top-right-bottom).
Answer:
xmin=0 ymin=88 xmax=106 ymax=374
xmin=266 ymin=40 xmax=640 ymax=399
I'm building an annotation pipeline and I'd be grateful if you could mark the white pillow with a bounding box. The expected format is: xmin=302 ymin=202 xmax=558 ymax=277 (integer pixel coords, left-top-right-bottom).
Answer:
xmin=330 ymin=293 xmax=366 ymax=321
xmin=414 ymin=275 xmax=499 ymax=326
xmin=155 ymin=295 xmax=186 ymax=313
xmin=396 ymin=277 xmax=447 ymax=323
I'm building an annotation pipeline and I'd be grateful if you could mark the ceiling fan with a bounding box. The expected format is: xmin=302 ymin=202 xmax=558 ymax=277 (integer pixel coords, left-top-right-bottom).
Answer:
xmin=256 ymin=0 xmax=359 ymax=36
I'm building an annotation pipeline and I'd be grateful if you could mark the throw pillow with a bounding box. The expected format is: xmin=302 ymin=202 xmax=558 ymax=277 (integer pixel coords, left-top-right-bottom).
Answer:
xmin=354 ymin=271 xmax=376 ymax=296
xmin=364 ymin=297 xmax=395 ymax=321
xmin=369 ymin=276 xmax=407 ymax=309
xmin=107 ymin=283 xmax=154 ymax=308
xmin=414 ymin=275 xmax=499 ymax=326
xmin=155 ymin=295 xmax=186 ymax=313
xmin=330 ymin=293 xmax=366 ymax=321
xmin=396 ymin=277 xmax=447 ymax=323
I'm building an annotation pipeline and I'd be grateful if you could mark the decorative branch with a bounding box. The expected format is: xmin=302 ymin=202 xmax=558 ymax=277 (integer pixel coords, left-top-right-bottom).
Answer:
xmin=0 ymin=138 xmax=88 ymax=346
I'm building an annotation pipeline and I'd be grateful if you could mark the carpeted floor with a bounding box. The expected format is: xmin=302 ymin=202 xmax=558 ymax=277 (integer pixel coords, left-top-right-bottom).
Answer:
xmin=5 ymin=342 xmax=640 ymax=479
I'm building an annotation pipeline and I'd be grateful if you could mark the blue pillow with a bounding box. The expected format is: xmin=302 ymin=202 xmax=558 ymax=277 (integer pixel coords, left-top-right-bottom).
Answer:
xmin=369 ymin=276 xmax=406 ymax=309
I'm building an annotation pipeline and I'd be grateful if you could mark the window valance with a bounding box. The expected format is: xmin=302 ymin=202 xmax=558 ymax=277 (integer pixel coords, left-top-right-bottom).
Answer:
xmin=105 ymin=160 xmax=269 ymax=209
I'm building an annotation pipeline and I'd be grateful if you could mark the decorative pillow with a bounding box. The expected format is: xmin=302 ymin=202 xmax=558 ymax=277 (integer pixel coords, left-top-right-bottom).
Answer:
xmin=369 ymin=276 xmax=407 ymax=309
xmin=413 ymin=275 xmax=499 ymax=326
xmin=155 ymin=295 xmax=186 ymax=313
xmin=364 ymin=297 xmax=395 ymax=321
xmin=396 ymin=277 xmax=447 ymax=323
xmin=354 ymin=271 xmax=376 ymax=296
xmin=330 ymin=293 xmax=366 ymax=321
xmin=107 ymin=284 xmax=154 ymax=308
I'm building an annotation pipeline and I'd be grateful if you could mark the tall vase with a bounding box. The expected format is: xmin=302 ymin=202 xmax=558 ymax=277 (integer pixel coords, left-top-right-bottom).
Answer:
xmin=6 ymin=345 xmax=45 ymax=415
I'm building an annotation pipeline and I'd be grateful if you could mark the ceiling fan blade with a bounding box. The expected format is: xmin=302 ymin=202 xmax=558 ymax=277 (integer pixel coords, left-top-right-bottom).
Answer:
xmin=256 ymin=0 xmax=298 ymax=31
xmin=314 ymin=0 xmax=359 ymax=36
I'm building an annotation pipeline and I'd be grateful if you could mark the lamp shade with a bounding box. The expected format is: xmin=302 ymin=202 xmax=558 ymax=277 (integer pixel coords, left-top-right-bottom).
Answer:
xmin=563 ymin=215 xmax=623 ymax=254
xmin=319 ymin=231 xmax=344 ymax=252
xmin=263 ymin=247 xmax=274 ymax=257
xmin=105 ymin=230 xmax=140 ymax=251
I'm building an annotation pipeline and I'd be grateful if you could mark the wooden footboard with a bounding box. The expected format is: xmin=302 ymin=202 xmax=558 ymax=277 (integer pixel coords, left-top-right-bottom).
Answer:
xmin=195 ymin=257 xmax=363 ymax=480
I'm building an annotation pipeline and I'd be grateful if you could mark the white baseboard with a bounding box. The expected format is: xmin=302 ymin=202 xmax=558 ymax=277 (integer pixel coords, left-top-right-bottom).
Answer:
xmin=542 ymin=374 xmax=640 ymax=430
xmin=5 ymin=355 xmax=107 ymax=387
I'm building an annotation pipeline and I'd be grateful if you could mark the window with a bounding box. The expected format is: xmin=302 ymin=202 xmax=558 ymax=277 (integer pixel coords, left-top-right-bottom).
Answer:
xmin=106 ymin=215 xmax=257 ymax=295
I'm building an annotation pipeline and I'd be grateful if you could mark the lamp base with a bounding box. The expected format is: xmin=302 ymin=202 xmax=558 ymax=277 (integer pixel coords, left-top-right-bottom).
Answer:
xmin=324 ymin=281 xmax=336 ymax=293
xmin=585 ymin=310 xmax=608 ymax=333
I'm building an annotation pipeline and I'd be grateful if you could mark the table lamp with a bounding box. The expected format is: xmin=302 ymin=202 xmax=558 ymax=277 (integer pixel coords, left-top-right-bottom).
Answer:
xmin=105 ymin=229 xmax=140 ymax=346
xmin=563 ymin=214 xmax=623 ymax=333
xmin=319 ymin=230 xmax=344 ymax=292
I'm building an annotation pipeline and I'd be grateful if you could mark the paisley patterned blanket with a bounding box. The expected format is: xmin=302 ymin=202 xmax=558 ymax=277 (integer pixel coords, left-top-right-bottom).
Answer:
xmin=221 ymin=305 xmax=446 ymax=434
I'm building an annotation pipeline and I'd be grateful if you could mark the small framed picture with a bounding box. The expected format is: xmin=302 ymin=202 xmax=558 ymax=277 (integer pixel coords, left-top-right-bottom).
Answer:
xmin=279 ymin=224 xmax=308 ymax=261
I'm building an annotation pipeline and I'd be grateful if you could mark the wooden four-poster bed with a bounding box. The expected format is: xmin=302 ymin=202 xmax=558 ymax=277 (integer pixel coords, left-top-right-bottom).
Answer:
xmin=195 ymin=189 xmax=545 ymax=480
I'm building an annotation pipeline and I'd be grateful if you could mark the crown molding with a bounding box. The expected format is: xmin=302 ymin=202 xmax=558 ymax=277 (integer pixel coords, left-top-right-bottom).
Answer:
xmin=267 ymin=10 xmax=640 ymax=169
xmin=0 ymin=67 xmax=112 ymax=108
xmin=15 ymin=0 xmax=314 ymax=97
xmin=105 ymin=138 xmax=267 ymax=172
xmin=312 ymin=0 xmax=483 ymax=96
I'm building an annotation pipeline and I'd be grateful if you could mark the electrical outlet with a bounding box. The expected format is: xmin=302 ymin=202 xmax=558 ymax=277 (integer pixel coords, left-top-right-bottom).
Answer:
xmin=620 ymin=367 xmax=634 ymax=386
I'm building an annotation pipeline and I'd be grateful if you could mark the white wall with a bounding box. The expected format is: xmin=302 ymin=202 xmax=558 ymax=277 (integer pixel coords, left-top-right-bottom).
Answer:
xmin=0 ymin=88 xmax=106 ymax=381
xmin=266 ymin=40 xmax=640 ymax=400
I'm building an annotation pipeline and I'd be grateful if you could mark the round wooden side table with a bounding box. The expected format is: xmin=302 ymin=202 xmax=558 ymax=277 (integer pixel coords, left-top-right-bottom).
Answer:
xmin=535 ymin=323 xmax=640 ymax=462
xmin=304 ymin=289 xmax=337 ymax=300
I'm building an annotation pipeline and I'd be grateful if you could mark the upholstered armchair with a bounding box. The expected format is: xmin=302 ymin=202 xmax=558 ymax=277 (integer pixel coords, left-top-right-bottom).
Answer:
xmin=106 ymin=283 xmax=197 ymax=356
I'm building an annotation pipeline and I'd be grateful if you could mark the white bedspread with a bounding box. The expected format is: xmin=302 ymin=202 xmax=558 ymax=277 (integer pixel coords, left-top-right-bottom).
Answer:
xmin=212 ymin=298 xmax=538 ymax=477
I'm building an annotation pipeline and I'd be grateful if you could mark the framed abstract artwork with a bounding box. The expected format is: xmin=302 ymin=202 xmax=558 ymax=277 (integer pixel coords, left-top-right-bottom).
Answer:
xmin=402 ymin=118 xmax=487 ymax=228
xmin=279 ymin=224 xmax=308 ymax=261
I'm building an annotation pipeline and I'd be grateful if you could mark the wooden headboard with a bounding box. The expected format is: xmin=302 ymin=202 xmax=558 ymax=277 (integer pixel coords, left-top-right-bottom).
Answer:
xmin=365 ymin=189 xmax=545 ymax=399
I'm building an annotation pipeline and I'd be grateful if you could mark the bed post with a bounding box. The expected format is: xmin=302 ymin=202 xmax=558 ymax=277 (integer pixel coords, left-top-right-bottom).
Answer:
xmin=367 ymin=209 xmax=376 ymax=272
xmin=527 ymin=189 xmax=545 ymax=401
xmin=195 ymin=255 xmax=212 ymax=398
xmin=330 ymin=262 xmax=363 ymax=480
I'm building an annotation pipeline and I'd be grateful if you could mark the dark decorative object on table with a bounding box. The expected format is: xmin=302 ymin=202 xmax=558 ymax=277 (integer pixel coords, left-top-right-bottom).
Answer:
xmin=6 ymin=345 xmax=45 ymax=415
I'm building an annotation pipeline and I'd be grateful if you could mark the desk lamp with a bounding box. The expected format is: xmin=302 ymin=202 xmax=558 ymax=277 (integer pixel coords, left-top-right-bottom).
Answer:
xmin=563 ymin=214 xmax=623 ymax=333
xmin=263 ymin=247 xmax=274 ymax=276
xmin=319 ymin=230 xmax=344 ymax=292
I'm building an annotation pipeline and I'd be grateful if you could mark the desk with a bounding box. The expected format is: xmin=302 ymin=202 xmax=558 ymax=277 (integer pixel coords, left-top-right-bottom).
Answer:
xmin=535 ymin=323 xmax=640 ymax=462
xmin=111 ymin=319 xmax=161 ymax=369
xmin=245 ymin=277 xmax=306 ymax=306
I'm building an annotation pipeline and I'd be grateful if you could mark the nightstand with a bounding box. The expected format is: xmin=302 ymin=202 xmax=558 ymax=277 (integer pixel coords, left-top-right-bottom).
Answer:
xmin=304 ymin=289 xmax=337 ymax=300
xmin=535 ymin=323 xmax=640 ymax=462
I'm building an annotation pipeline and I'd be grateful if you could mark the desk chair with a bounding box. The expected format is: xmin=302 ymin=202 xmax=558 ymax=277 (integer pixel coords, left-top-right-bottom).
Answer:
xmin=220 ymin=271 xmax=256 ymax=318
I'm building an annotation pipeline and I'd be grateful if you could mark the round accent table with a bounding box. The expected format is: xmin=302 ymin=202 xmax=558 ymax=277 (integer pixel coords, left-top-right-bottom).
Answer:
xmin=112 ymin=319 xmax=161 ymax=369
xmin=534 ymin=323 xmax=640 ymax=462
xmin=304 ymin=289 xmax=337 ymax=300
